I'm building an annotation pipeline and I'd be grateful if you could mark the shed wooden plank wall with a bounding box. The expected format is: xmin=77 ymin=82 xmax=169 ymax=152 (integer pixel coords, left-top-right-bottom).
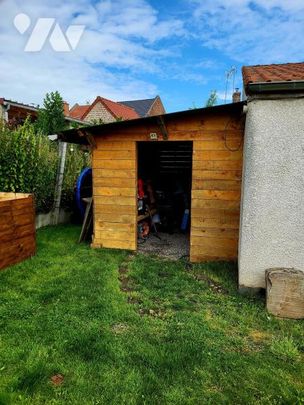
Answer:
xmin=191 ymin=135 xmax=243 ymax=262
xmin=0 ymin=193 xmax=36 ymax=270
xmin=92 ymin=140 xmax=137 ymax=250
xmin=91 ymin=109 xmax=244 ymax=261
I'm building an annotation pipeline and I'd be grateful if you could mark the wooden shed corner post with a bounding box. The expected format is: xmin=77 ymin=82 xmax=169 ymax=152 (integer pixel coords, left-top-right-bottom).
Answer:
xmin=91 ymin=137 xmax=137 ymax=251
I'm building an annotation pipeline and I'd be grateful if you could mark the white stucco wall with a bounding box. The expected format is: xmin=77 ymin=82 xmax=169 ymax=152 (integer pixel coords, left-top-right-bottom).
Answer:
xmin=239 ymin=97 xmax=304 ymax=289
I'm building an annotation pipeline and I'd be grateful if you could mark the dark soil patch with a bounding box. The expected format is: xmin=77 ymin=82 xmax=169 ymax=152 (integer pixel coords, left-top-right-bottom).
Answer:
xmin=138 ymin=307 xmax=168 ymax=319
xmin=119 ymin=275 xmax=135 ymax=292
xmin=127 ymin=296 xmax=142 ymax=305
xmin=158 ymin=271 xmax=170 ymax=278
xmin=118 ymin=254 xmax=136 ymax=292
xmin=193 ymin=273 xmax=228 ymax=294
xmin=184 ymin=262 xmax=193 ymax=271
xmin=118 ymin=267 xmax=128 ymax=275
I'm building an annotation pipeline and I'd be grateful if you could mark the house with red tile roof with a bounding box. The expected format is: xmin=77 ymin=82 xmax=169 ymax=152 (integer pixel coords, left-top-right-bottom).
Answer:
xmin=239 ymin=62 xmax=304 ymax=291
xmin=69 ymin=96 xmax=139 ymax=123
xmin=242 ymin=62 xmax=304 ymax=95
xmin=68 ymin=95 xmax=165 ymax=123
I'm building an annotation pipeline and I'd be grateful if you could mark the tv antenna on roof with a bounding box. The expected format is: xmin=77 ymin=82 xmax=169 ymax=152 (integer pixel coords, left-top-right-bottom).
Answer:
xmin=224 ymin=66 xmax=237 ymax=104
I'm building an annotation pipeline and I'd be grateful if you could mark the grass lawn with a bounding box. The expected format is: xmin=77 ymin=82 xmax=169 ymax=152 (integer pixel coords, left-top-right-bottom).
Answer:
xmin=0 ymin=225 xmax=303 ymax=404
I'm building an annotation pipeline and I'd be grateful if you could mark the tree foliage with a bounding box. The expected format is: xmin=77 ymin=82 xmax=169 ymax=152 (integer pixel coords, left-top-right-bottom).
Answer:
xmin=205 ymin=90 xmax=218 ymax=107
xmin=36 ymin=91 xmax=66 ymax=135
xmin=188 ymin=102 xmax=198 ymax=110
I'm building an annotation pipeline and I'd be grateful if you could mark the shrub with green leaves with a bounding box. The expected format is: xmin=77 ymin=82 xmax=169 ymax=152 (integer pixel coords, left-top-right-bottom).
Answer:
xmin=0 ymin=119 xmax=90 ymax=213
xmin=0 ymin=119 xmax=58 ymax=212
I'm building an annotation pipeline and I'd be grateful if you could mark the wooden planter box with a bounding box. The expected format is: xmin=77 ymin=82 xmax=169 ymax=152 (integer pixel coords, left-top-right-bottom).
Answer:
xmin=0 ymin=192 xmax=36 ymax=270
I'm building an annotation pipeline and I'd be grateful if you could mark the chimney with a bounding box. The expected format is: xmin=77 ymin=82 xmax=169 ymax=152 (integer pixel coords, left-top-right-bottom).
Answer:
xmin=63 ymin=101 xmax=69 ymax=116
xmin=232 ymin=88 xmax=241 ymax=103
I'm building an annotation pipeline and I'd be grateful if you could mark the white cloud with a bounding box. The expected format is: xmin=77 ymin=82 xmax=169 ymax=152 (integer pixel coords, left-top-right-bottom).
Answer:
xmin=189 ymin=0 xmax=304 ymax=64
xmin=0 ymin=0 xmax=185 ymax=105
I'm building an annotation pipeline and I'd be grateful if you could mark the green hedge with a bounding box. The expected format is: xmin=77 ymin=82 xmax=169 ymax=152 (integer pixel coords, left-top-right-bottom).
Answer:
xmin=0 ymin=119 xmax=90 ymax=213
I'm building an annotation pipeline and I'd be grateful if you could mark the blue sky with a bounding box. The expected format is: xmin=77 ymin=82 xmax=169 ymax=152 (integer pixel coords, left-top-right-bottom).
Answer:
xmin=1 ymin=0 xmax=304 ymax=112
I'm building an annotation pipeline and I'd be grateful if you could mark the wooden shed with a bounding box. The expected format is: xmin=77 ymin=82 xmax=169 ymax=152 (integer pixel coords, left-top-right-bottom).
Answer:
xmin=60 ymin=102 xmax=245 ymax=262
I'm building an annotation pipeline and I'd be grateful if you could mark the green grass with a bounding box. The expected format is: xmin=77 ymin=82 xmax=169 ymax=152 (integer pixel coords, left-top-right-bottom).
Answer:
xmin=0 ymin=225 xmax=303 ymax=404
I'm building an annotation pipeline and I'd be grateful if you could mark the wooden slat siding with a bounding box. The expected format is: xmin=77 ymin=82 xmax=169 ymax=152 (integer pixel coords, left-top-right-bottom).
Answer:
xmin=91 ymin=140 xmax=137 ymax=251
xmin=0 ymin=194 xmax=36 ymax=271
xmin=194 ymin=139 xmax=243 ymax=150
xmin=94 ymin=204 xmax=135 ymax=214
xmin=90 ymin=109 xmax=245 ymax=261
xmin=94 ymin=150 xmax=134 ymax=159
xmin=94 ymin=177 xmax=135 ymax=188
xmin=191 ymin=228 xmax=239 ymax=239
xmin=93 ymin=169 xmax=136 ymax=179
xmin=92 ymin=160 xmax=135 ymax=170
xmin=0 ymin=222 xmax=34 ymax=240
xmin=193 ymin=161 xmax=243 ymax=171
xmin=95 ymin=131 xmax=243 ymax=142
xmin=96 ymin=222 xmax=136 ymax=232
xmin=191 ymin=217 xmax=239 ymax=230
xmin=0 ymin=192 xmax=31 ymax=199
xmin=190 ymin=132 xmax=243 ymax=262
xmin=94 ymin=187 xmax=135 ymax=197
xmin=192 ymin=179 xmax=241 ymax=191
xmin=192 ymin=199 xmax=240 ymax=209
xmin=94 ymin=204 xmax=135 ymax=224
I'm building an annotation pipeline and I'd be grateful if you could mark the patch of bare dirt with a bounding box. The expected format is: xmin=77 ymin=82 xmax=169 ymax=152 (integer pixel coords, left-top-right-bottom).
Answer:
xmin=118 ymin=254 xmax=136 ymax=293
xmin=138 ymin=307 xmax=169 ymax=319
xmin=249 ymin=330 xmax=271 ymax=343
xmin=119 ymin=275 xmax=134 ymax=292
xmin=193 ymin=273 xmax=228 ymax=294
xmin=138 ymin=233 xmax=189 ymax=260
xmin=118 ymin=267 xmax=128 ymax=275
xmin=51 ymin=374 xmax=64 ymax=386
xmin=127 ymin=296 xmax=142 ymax=305
xmin=111 ymin=323 xmax=129 ymax=334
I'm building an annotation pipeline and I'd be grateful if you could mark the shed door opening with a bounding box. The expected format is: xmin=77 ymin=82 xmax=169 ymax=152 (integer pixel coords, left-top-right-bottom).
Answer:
xmin=137 ymin=141 xmax=193 ymax=259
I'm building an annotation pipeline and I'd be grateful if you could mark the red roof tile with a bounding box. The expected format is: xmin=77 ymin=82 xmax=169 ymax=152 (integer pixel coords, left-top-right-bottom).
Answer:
xmin=242 ymin=62 xmax=304 ymax=89
xmin=69 ymin=104 xmax=91 ymax=120
xmin=100 ymin=97 xmax=139 ymax=120
xmin=69 ymin=97 xmax=139 ymax=121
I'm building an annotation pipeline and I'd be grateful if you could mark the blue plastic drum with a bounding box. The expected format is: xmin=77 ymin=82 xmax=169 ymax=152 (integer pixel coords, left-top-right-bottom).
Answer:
xmin=75 ymin=167 xmax=92 ymax=218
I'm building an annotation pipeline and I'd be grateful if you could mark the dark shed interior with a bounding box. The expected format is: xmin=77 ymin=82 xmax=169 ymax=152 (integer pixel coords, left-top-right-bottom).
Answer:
xmin=137 ymin=142 xmax=193 ymax=258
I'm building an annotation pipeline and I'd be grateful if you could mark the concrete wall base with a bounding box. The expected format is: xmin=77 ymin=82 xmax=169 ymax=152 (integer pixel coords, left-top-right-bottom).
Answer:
xmin=35 ymin=209 xmax=72 ymax=229
xmin=238 ymin=286 xmax=265 ymax=297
